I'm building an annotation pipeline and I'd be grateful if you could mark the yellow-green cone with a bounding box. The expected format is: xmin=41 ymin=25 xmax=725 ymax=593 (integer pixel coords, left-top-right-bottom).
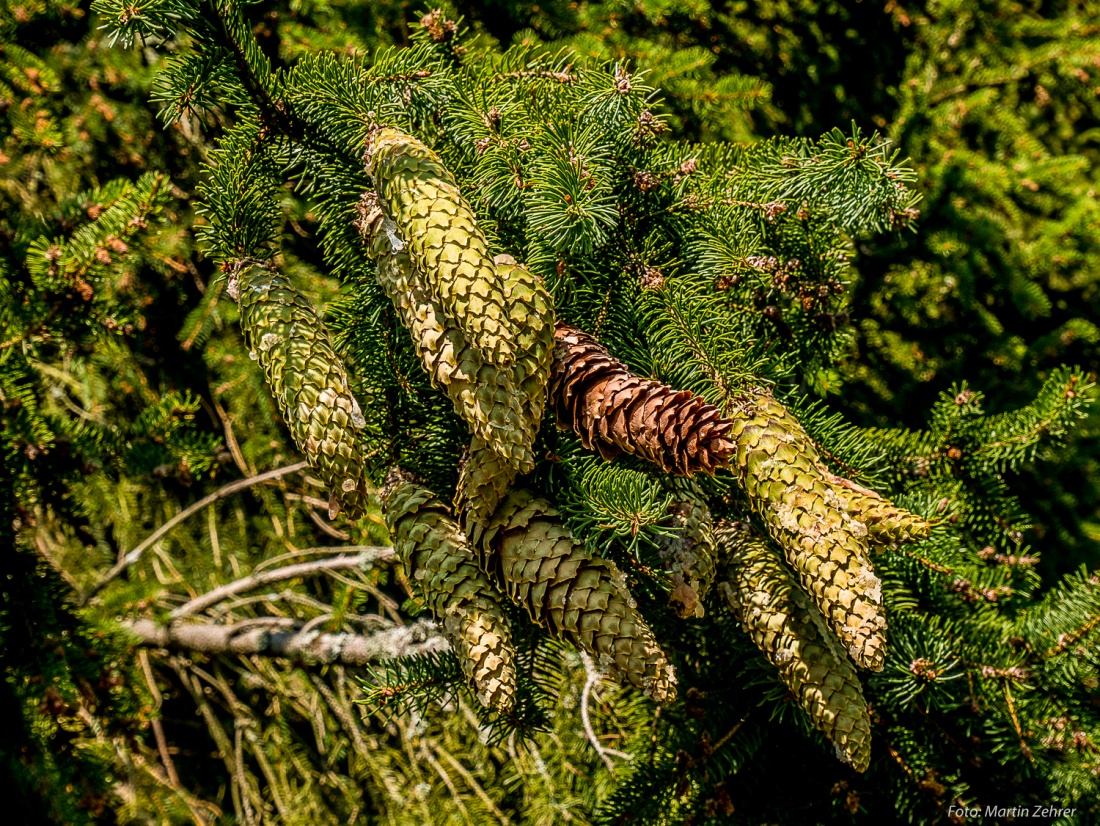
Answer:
xmin=474 ymin=489 xmax=676 ymax=704
xmin=820 ymin=470 xmax=931 ymax=547
xmin=454 ymin=435 xmax=517 ymax=525
xmin=364 ymin=127 xmax=553 ymax=371
xmin=356 ymin=195 xmax=533 ymax=471
xmin=355 ymin=188 xmax=555 ymax=521
xmin=658 ymin=481 xmax=719 ymax=619
xmin=232 ymin=262 xmax=368 ymax=519
xmin=493 ymin=256 xmax=554 ymax=433
xmin=727 ymin=391 xmax=889 ymax=670
xmin=381 ymin=470 xmax=517 ymax=712
xmin=716 ymin=521 xmax=872 ymax=772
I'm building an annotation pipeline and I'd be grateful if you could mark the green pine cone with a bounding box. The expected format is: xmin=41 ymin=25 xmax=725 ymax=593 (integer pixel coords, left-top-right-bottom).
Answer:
xmin=820 ymin=471 xmax=931 ymax=547
xmin=355 ymin=193 xmax=554 ymax=484
xmin=233 ymin=263 xmax=369 ymax=519
xmin=357 ymin=201 xmax=534 ymax=470
xmin=658 ymin=481 xmax=719 ymax=619
xmin=716 ymin=521 xmax=872 ymax=772
xmin=381 ymin=470 xmax=517 ymax=712
xmin=454 ymin=435 xmax=518 ymax=525
xmin=493 ymin=256 xmax=555 ymax=433
xmin=474 ymin=489 xmax=677 ymax=704
xmin=727 ymin=391 xmax=888 ymax=670
xmin=364 ymin=127 xmax=547 ymax=369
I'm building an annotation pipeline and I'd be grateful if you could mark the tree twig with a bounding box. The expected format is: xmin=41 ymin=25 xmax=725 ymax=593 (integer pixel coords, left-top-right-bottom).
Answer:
xmin=579 ymin=651 xmax=623 ymax=773
xmin=170 ymin=548 xmax=394 ymax=620
xmin=80 ymin=462 xmax=308 ymax=605
xmin=126 ymin=617 xmax=446 ymax=666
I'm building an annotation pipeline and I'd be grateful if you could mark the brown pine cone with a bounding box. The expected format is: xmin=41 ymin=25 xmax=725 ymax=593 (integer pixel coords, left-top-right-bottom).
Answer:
xmin=550 ymin=323 xmax=735 ymax=476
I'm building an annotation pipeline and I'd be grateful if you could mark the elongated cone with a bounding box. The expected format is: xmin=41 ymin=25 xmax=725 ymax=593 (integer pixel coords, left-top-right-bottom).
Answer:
xmin=493 ymin=256 xmax=554 ymax=434
xmin=474 ymin=489 xmax=676 ymax=704
xmin=820 ymin=469 xmax=930 ymax=546
xmin=550 ymin=324 xmax=931 ymax=669
xmin=716 ymin=521 xmax=872 ymax=772
xmin=364 ymin=127 xmax=553 ymax=371
xmin=356 ymin=193 xmax=533 ymax=472
xmin=550 ymin=324 xmax=735 ymax=476
xmin=232 ymin=262 xmax=368 ymax=519
xmin=381 ymin=469 xmax=517 ymax=712
xmin=725 ymin=392 xmax=892 ymax=670
xmin=657 ymin=481 xmax=718 ymax=619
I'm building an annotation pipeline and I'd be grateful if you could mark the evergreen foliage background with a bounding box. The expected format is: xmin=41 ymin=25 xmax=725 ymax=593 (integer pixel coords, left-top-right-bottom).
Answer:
xmin=1 ymin=0 xmax=1098 ymax=824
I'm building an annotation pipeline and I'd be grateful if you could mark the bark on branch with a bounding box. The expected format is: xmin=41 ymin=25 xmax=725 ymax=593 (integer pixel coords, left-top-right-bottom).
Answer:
xmin=170 ymin=547 xmax=396 ymax=620
xmin=125 ymin=618 xmax=448 ymax=666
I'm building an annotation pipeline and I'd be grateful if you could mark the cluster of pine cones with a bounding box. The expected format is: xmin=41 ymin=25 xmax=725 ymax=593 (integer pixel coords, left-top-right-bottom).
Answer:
xmin=231 ymin=127 xmax=930 ymax=772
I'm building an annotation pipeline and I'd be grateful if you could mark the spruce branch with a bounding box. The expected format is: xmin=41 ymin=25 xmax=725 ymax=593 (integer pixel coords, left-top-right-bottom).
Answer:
xmin=80 ymin=461 xmax=309 ymax=605
xmin=579 ymin=650 xmax=632 ymax=773
xmin=551 ymin=323 xmax=931 ymax=669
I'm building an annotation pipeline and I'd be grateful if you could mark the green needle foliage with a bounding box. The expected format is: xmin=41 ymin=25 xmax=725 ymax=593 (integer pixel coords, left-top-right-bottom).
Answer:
xmin=463 ymin=0 xmax=1100 ymax=594
xmin=2 ymin=1 xmax=1099 ymax=824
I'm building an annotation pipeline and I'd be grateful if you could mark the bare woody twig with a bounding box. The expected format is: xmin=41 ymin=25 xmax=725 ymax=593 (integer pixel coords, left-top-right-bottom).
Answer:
xmin=578 ymin=651 xmax=631 ymax=772
xmin=170 ymin=548 xmax=395 ymax=620
xmin=80 ymin=462 xmax=308 ymax=605
xmin=125 ymin=617 xmax=447 ymax=666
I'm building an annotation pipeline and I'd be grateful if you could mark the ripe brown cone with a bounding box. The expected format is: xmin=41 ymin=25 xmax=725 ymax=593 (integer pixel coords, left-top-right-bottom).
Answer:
xmin=550 ymin=323 xmax=735 ymax=476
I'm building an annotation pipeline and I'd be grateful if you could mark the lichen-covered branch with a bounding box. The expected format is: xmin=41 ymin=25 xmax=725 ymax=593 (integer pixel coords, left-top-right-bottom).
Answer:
xmin=126 ymin=618 xmax=447 ymax=665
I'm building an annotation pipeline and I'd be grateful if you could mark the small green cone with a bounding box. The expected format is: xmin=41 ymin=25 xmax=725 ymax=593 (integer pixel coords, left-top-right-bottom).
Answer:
xmin=232 ymin=262 xmax=369 ymax=519
xmin=381 ymin=469 xmax=517 ymax=712
xmin=475 ymin=488 xmax=677 ymax=704
xmin=716 ymin=520 xmax=872 ymax=772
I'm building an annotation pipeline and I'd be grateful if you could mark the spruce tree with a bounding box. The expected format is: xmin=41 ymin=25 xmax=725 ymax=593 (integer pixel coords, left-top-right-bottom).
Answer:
xmin=3 ymin=1 xmax=1099 ymax=823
